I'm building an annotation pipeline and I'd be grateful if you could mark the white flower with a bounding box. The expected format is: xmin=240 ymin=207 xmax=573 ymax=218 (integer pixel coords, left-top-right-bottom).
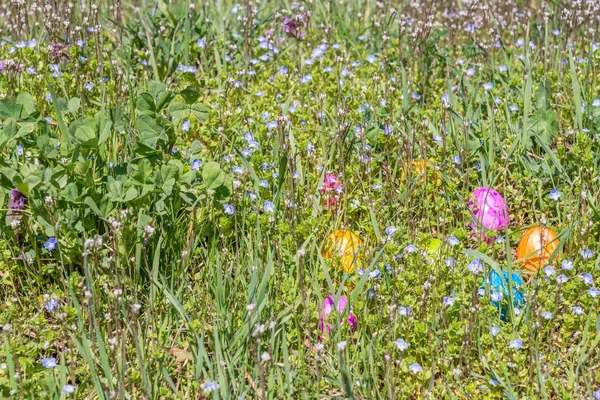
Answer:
xmin=261 ymin=352 xmax=271 ymax=363
xmin=337 ymin=341 xmax=347 ymax=351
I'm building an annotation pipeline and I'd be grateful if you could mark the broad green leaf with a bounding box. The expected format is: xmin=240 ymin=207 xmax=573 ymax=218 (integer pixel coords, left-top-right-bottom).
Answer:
xmin=201 ymin=161 xmax=225 ymax=190
xmin=191 ymin=102 xmax=209 ymax=122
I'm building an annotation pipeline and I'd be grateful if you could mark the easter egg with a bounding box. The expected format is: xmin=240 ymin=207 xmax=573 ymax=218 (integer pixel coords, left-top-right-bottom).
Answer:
xmin=468 ymin=187 xmax=509 ymax=243
xmin=401 ymin=158 xmax=440 ymax=184
xmin=481 ymin=270 xmax=524 ymax=321
xmin=322 ymin=229 xmax=363 ymax=273
xmin=516 ymin=226 xmax=559 ymax=273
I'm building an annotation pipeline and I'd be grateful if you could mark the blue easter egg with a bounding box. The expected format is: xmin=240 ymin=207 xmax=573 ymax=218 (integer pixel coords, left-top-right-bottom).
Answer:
xmin=482 ymin=270 xmax=524 ymax=321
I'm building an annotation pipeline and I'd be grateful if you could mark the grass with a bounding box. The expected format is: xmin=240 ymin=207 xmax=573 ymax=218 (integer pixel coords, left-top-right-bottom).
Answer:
xmin=1 ymin=0 xmax=600 ymax=398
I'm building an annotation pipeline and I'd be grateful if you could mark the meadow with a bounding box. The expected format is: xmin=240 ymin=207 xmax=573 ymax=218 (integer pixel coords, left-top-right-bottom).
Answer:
xmin=1 ymin=0 xmax=600 ymax=398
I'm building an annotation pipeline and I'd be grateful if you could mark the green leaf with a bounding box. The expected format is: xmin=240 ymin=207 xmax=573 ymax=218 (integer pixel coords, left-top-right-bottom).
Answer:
xmin=74 ymin=125 xmax=97 ymax=148
xmin=181 ymin=86 xmax=201 ymax=104
xmin=168 ymin=102 xmax=190 ymax=120
xmin=67 ymin=97 xmax=81 ymax=114
xmin=136 ymin=115 xmax=164 ymax=148
xmin=0 ymin=99 xmax=23 ymax=119
xmin=528 ymin=109 xmax=558 ymax=147
xmin=137 ymin=93 xmax=156 ymax=114
xmin=191 ymin=102 xmax=209 ymax=122
xmin=201 ymin=161 xmax=225 ymax=190
xmin=147 ymin=80 xmax=167 ymax=99
xmin=16 ymin=92 xmax=34 ymax=115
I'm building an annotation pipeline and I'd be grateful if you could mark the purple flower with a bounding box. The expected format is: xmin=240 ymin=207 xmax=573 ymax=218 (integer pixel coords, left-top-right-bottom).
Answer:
xmin=468 ymin=187 xmax=509 ymax=243
xmin=8 ymin=189 xmax=27 ymax=210
xmin=281 ymin=16 xmax=306 ymax=40
xmin=6 ymin=189 xmax=27 ymax=228
xmin=319 ymin=296 xmax=357 ymax=335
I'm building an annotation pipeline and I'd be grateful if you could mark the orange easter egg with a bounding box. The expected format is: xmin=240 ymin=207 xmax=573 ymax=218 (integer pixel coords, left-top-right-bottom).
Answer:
xmin=517 ymin=226 xmax=559 ymax=273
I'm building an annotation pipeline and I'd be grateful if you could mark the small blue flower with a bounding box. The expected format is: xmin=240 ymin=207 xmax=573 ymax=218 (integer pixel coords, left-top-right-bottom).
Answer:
xmin=447 ymin=236 xmax=460 ymax=246
xmin=384 ymin=226 xmax=397 ymax=237
xmin=264 ymin=200 xmax=275 ymax=213
xmin=41 ymin=357 xmax=57 ymax=368
xmin=509 ymin=339 xmax=523 ymax=349
xmin=408 ymin=362 xmax=422 ymax=374
xmin=581 ymin=249 xmax=594 ymax=259
xmin=581 ymin=273 xmax=594 ymax=285
xmin=561 ymin=259 xmax=574 ymax=270
xmin=398 ymin=306 xmax=411 ymax=316
xmin=443 ymin=296 xmax=455 ymax=307
xmin=543 ymin=265 xmax=556 ymax=276
xmin=509 ymin=105 xmax=519 ymax=112
xmin=490 ymin=291 xmax=503 ymax=302
xmin=223 ymin=204 xmax=235 ymax=215
xmin=258 ymin=180 xmax=269 ymax=188
xmin=246 ymin=191 xmax=257 ymax=201
xmin=588 ymin=287 xmax=599 ymax=298
xmin=45 ymin=298 xmax=60 ymax=312
xmin=548 ymin=189 xmax=561 ymax=201
xmin=452 ymin=155 xmax=461 ymax=165
xmin=190 ymin=159 xmax=202 ymax=171
xmin=181 ymin=120 xmax=191 ymax=132
xmin=394 ymin=338 xmax=409 ymax=351
xmin=365 ymin=54 xmax=377 ymax=64
xmin=489 ymin=326 xmax=499 ymax=337
xmin=483 ymin=82 xmax=494 ymax=91
xmin=17 ymin=145 xmax=23 ymax=156
xmin=368 ymin=269 xmax=381 ymax=279
xmin=300 ymin=74 xmax=312 ymax=84
xmin=404 ymin=244 xmax=417 ymax=253
xmin=445 ymin=257 xmax=456 ymax=267
xmin=541 ymin=311 xmax=553 ymax=320
xmin=571 ymin=306 xmax=583 ymax=315
xmin=44 ymin=238 xmax=57 ymax=252
xmin=468 ymin=258 xmax=483 ymax=274
xmin=62 ymin=384 xmax=75 ymax=394
xmin=556 ymin=274 xmax=569 ymax=284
